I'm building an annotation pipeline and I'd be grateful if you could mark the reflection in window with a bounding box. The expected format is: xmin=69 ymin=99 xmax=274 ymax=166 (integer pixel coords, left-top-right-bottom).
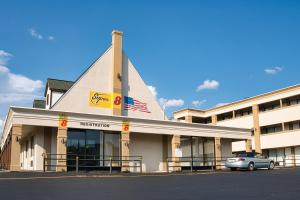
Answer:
xmin=104 ymin=132 xmax=120 ymax=166
xmin=67 ymin=129 xmax=120 ymax=170
xmin=282 ymin=95 xmax=300 ymax=107
xmin=261 ymin=124 xmax=283 ymax=134
xmin=285 ymin=120 xmax=300 ymax=131
xmin=259 ymin=100 xmax=281 ymax=112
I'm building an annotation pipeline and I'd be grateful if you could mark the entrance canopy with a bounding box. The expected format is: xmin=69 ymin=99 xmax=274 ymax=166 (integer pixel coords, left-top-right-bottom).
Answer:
xmin=1 ymin=107 xmax=251 ymax=149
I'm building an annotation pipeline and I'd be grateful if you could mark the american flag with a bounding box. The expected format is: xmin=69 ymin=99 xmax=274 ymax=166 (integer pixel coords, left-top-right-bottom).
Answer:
xmin=124 ymin=96 xmax=151 ymax=113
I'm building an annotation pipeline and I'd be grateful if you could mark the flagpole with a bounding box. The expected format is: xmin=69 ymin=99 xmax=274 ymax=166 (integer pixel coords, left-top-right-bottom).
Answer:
xmin=163 ymin=105 xmax=166 ymax=120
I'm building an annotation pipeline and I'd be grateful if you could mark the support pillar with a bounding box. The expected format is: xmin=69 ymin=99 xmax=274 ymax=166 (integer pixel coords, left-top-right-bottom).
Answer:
xmin=171 ymin=135 xmax=181 ymax=172
xmin=291 ymin=147 xmax=296 ymax=167
xmin=10 ymin=124 xmax=22 ymax=171
xmin=246 ymin=139 xmax=252 ymax=153
xmin=121 ymin=132 xmax=130 ymax=172
xmin=185 ymin=115 xmax=193 ymax=123
xmin=214 ymin=137 xmax=222 ymax=170
xmin=56 ymin=127 xmax=67 ymax=172
xmin=211 ymin=115 xmax=217 ymax=125
xmin=252 ymin=104 xmax=262 ymax=154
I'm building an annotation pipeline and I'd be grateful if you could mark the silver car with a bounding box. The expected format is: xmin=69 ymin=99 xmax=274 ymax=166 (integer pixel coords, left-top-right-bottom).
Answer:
xmin=225 ymin=152 xmax=275 ymax=171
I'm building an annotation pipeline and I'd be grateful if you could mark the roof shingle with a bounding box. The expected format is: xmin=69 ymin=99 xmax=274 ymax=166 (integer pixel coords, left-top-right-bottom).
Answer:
xmin=44 ymin=78 xmax=74 ymax=96
xmin=33 ymin=99 xmax=46 ymax=109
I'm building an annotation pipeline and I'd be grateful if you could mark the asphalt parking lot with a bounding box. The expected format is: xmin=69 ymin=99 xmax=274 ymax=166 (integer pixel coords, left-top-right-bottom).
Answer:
xmin=0 ymin=168 xmax=299 ymax=200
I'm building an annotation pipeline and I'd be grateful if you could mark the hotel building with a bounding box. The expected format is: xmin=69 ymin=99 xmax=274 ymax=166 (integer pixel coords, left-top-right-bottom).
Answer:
xmin=174 ymin=85 xmax=300 ymax=166
xmin=0 ymin=31 xmax=250 ymax=172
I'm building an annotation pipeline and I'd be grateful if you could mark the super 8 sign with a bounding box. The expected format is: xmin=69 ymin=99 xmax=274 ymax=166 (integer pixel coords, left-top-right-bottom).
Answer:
xmin=122 ymin=120 xmax=130 ymax=133
xmin=59 ymin=114 xmax=68 ymax=128
xmin=89 ymin=91 xmax=122 ymax=109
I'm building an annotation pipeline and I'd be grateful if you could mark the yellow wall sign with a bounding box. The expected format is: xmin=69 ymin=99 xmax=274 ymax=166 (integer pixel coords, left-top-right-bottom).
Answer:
xmin=89 ymin=91 xmax=112 ymax=108
xmin=58 ymin=114 xmax=68 ymax=128
xmin=89 ymin=91 xmax=121 ymax=109
xmin=122 ymin=120 xmax=130 ymax=133
xmin=112 ymin=93 xmax=122 ymax=109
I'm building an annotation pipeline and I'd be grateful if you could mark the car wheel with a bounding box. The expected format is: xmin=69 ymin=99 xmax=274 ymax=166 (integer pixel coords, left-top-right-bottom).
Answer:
xmin=230 ymin=168 xmax=237 ymax=171
xmin=248 ymin=162 xmax=255 ymax=171
xmin=268 ymin=162 xmax=275 ymax=170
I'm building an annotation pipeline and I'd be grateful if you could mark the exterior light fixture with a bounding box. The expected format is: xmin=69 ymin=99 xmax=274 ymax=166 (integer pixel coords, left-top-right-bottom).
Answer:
xmin=61 ymin=138 xmax=66 ymax=144
xmin=16 ymin=136 xmax=21 ymax=143
xmin=125 ymin=141 xmax=129 ymax=147
xmin=117 ymin=73 xmax=122 ymax=82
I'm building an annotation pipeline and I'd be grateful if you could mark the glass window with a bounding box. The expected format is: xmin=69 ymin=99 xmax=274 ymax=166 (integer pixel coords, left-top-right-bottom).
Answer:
xmin=180 ymin=137 xmax=192 ymax=157
xmin=30 ymin=136 xmax=34 ymax=157
xmin=46 ymin=94 xmax=49 ymax=105
xmin=67 ymin=129 xmax=121 ymax=170
xmin=67 ymin=129 xmax=85 ymax=155
xmin=293 ymin=122 xmax=300 ymax=130
xmin=25 ymin=140 xmax=28 ymax=158
xmin=104 ymin=132 xmax=120 ymax=166
xmin=85 ymin=130 xmax=101 ymax=157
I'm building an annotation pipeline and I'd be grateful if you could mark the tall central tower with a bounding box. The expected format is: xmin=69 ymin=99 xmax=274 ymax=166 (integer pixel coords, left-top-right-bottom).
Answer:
xmin=111 ymin=30 xmax=123 ymax=116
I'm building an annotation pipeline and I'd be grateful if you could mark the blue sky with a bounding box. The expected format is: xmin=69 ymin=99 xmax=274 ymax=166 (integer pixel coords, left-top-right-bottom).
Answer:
xmin=1 ymin=0 xmax=300 ymax=129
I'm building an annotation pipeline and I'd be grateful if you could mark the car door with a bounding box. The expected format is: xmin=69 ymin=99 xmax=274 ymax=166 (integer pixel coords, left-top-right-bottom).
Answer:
xmin=261 ymin=156 xmax=271 ymax=168
xmin=255 ymin=155 xmax=269 ymax=168
xmin=254 ymin=155 xmax=264 ymax=168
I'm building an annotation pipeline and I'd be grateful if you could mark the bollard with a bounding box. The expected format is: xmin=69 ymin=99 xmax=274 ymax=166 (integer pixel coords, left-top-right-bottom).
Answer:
xmin=76 ymin=156 xmax=79 ymax=174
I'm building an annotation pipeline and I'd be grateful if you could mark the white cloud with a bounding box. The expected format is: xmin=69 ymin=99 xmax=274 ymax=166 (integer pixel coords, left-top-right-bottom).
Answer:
xmin=0 ymin=50 xmax=43 ymax=129
xmin=196 ymin=80 xmax=219 ymax=92
xmin=215 ymin=102 xmax=228 ymax=107
xmin=48 ymin=36 xmax=54 ymax=41
xmin=8 ymin=73 xmax=43 ymax=93
xmin=0 ymin=76 xmax=43 ymax=101
xmin=264 ymin=66 xmax=283 ymax=75
xmin=147 ymin=85 xmax=157 ymax=98
xmin=0 ymin=119 xmax=3 ymax=134
xmin=0 ymin=93 xmax=42 ymax=104
xmin=29 ymin=28 xmax=43 ymax=40
xmin=0 ymin=50 xmax=12 ymax=65
xmin=0 ymin=65 xmax=9 ymax=74
xmin=192 ymin=100 xmax=207 ymax=107
xmin=29 ymin=28 xmax=55 ymax=41
xmin=147 ymin=85 xmax=184 ymax=112
xmin=0 ymin=50 xmax=12 ymax=58
xmin=159 ymin=98 xmax=184 ymax=109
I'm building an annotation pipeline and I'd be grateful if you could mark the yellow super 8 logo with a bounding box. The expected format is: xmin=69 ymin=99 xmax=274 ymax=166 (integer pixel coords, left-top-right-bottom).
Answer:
xmin=58 ymin=114 xmax=68 ymax=128
xmin=89 ymin=91 xmax=121 ymax=109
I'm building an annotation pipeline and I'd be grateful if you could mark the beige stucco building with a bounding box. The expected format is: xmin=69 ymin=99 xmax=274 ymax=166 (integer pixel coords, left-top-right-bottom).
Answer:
xmin=174 ymin=84 xmax=300 ymax=166
xmin=0 ymin=30 xmax=251 ymax=172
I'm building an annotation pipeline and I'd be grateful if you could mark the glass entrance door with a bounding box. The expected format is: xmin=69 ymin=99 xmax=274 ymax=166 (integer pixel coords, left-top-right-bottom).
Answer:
xmin=67 ymin=129 xmax=120 ymax=171
xmin=85 ymin=130 xmax=101 ymax=169
xmin=67 ymin=129 xmax=85 ymax=170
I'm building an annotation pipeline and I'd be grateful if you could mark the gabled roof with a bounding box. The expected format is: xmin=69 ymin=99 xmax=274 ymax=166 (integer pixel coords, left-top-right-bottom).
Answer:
xmin=44 ymin=78 xmax=74 ymax=96
xmin=32 ymin=99 xmax=46 ymax=109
